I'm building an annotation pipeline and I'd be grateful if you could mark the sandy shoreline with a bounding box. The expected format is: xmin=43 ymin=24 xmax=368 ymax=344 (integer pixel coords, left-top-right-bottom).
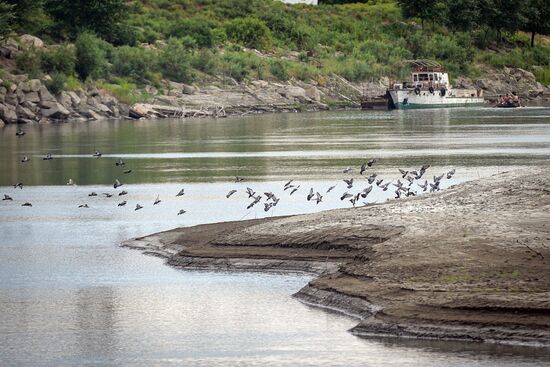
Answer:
xmin=122 ymin=167 xmax=550 ymax=346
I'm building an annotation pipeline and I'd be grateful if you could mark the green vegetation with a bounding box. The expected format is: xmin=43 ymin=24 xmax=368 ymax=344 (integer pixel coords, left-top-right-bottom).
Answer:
xmin=2 ymin=0 xmax=549 ymax=95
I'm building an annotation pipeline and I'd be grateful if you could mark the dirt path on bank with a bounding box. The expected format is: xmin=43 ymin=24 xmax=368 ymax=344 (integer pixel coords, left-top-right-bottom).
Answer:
xmin=123 ymin=167 xmax=550 ymax=345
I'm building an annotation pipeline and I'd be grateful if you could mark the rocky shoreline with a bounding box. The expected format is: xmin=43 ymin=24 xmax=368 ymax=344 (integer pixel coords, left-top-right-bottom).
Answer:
xmin=1 ymin=35 xmax=549 ymax=126
xmin=122 ymin=168 xmax=550 ymax=347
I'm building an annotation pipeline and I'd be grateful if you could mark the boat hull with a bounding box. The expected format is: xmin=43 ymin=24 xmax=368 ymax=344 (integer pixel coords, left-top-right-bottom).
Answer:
xmin=389 ymin=90 xmax=484 ymax=109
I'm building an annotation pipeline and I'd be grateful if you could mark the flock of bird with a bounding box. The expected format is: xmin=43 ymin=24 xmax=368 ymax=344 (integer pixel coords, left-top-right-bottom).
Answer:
xmin=4 ymin=128 xmax=457 ymax=216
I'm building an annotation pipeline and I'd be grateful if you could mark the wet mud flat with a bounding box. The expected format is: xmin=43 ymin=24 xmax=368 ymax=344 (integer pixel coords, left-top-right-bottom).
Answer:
xmin=123 ymin=167 xmax=550 ymax=346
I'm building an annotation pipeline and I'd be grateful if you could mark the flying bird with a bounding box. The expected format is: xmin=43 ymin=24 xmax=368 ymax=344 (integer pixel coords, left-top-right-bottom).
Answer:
xmin=13 ymin=182 xmax=23 ymax=189
xmin=343 ymin=178 xmax=354 ymax=189
xmin=21 ymin=156 xmax=30 ymax=163
xmin=235 ymin=176 xmax=244 ymax=183
xmin=176 ymin=188 xmax=185 ymax=197
xmin=78 ymin=204 xmax=89 ymax=208
xmin=113 ymin=179 xmax=123 ymax=189
xmin=326 ymin=185 xmax=336 ymax=193
xmin=367 ymin=159 xmax=377 ymax=167
xmin=103 ymin=193 xmax=113 ymax=198
xmin=447 ymin=169 xmax=456 ymax=179
xmin=118 ymin=190 xmax=128 ymax=196
xmin=3 ymin=194 xmax=13 ymax=201
xmin=343 ymin=166 xmax=352 ymax=174
xmin=135 ymin=204 xmax=143 ymax=211
xmin=43 ymin=153 xmax=53 ymax=160
xmin=360 ymin=162 xmax=367 ymax=175
xmin=16 ymin=129 xmax=25 ymax=137
xmin=398 ymin=169 xmax=408 ymax=178
xmin=66 ymin=179 xmax=75 ymax=186
xmin=123 ymin=170 xmax=132 ymax=174
xmin=115 ymin=159 xmax=125 ymax=167
xmin=22 ymin=202 xmax=32 ymax=207
xmin=118 ymin=201 xmax=127 ymax=207
xmin=307 ymin=188 xmax=314 ymax=201
xmin=226 ymin=189 xmax=237 ymax=198
xmin=88 ymin=192 xmax=98 ymax=197
xmin=93 ymin=150 xmax=102 ymax=158
xmin=340 ymin=192 xmax=353 ymax=200
xmin=154 ymin=195 xmax=161 ymax=205
xmin=315 ymin=192 xmax=323 ymax=204
xmin=177 ymin=209 xmax=186 ymax=215
xmin=290 ymin=185 xmax=300 ymax=195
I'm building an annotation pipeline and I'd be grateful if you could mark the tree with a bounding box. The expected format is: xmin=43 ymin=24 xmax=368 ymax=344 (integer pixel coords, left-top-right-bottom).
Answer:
xmin=75 ymin=32 xmax=106 ymax=80
xmin=396 ymin=0 xmax=443 ymax=27
xmin=158 ymin=38 xmax=194 ymax=83
xmin=443 ymin=0 xmax=480 ymax=33
xmin=45 ymin=0 xmax=126 ymax=40
xmin=522 ymin=0 xmax=550 ymax=47
xmin=478 ymin=0 xmax=527 ymax=41
xmin=225 ymin=17 xmax=272 ymax=50
xmin=0 ymin=1 xmax=15 ymax=40
xmin=3 ymin=0 xmax=51 ymax=34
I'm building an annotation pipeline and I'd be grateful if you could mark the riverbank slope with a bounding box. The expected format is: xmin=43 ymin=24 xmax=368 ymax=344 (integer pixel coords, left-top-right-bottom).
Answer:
xmin=123 ymin=168 xmax=550 ymax=346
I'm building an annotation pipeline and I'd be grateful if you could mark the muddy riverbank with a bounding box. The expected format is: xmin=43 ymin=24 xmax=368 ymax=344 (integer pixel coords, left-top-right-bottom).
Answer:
xmin=122 ymin=167 xmax=550 ymax=346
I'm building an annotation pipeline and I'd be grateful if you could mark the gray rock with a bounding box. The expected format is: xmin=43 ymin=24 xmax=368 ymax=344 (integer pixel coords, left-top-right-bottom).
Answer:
xmin=305 ymin=86 xmax=321 ymax=102
xmin=41 ymin=102 xmax=70 ymax=119
xmin=4 ymin=93 xmax=18 ymax=106
xmin=38 ymin=86 xmax=56 ymax=103
xmin=182 ymin=84 xmax=198 ymax=95
xmin=22 ymin=101 xmax=38 ymax=112
xmin=16 ymin=105 xmax=36 ymax=121
xmin=0 ymin=103 xmax=18 ymax=123
xmin=23 ymin=92 xmax=40 ymax=103
xmin=278 ymin=85 xmax=307 ymax=101
xmin=58 ymin=92 xmax=73 ymax=109
xmin=19 ymin=34 xmax=44 ymax=49
xmin=67 ymin=91 xmax=81 ymax=107
xmin=0 ymin=118 xmax=4 ymax=127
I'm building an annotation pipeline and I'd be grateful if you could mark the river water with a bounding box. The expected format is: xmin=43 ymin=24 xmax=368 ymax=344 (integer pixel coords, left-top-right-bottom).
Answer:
xmin=1 ymin=108 xmax=550 ymax=366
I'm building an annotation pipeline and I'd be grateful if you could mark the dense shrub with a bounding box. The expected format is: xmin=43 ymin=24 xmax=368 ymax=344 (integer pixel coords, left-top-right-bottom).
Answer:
xmin=45 ymin=72 xmax=66 ymax=95
xmin=39 ymin=45 xmax=76 ymax=75
xmin=191 ymin=49 xmax=218 ymax=75
xmin=224 ymin=17 xmax=272 ymax=50
xmin=269 ymin=60 xmax=289 ymax=81
xmin=158 ymin=38 xmax=194 ymax=83
xmin=15 ymin=51 xmax=41 ymax=77
xmin=75 ymin=32 xmax=108 ymax=80
xmin=111 ymin=46 xmax=155 ymax=83
xmin=170 ymin=18 xmax=215 ymax=47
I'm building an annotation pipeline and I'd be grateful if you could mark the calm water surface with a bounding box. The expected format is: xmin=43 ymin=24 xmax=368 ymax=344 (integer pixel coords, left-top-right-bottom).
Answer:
xmin=1 ymin=108 xmax=550 ymax=366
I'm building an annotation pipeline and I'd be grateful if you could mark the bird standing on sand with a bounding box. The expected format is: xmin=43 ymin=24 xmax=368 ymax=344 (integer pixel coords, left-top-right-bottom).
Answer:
xmin=22 ymin=202 xmax=32 ymax=207
xmin=177 ymin=209 xmax=186 ymax=215
xmin=226 ymin=189 xmax=237 ymax=198
xmin=135 ymin=204 xmax=143 ymax=211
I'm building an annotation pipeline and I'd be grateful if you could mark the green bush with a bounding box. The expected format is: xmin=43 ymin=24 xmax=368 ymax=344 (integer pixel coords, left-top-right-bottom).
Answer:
xmin=45 ymin=73 xmax=66 ymax=95
xmin=220 ymin=53 xmax=249 ymax=82
xmin=75 ymin=32 xmax=107 ymax=80
xmin=224 ymin=17 xmax=272 ymax=50
xmin=111 ymin=46 xmax=155 ymax=83
xmin=15 ymin=51 xmax=41 ymax=77
xmin=158 ymin=38 xmax=194 ymax=83
xmin=39 ymin=45 xmax=76 ymax=75
xmin=191 ymin=49 xmax=218 ymax=75
xmin=170 ymin=18 xmax=215 ymax=47
xmin=269 ymin=60 xmax=289 ymax=81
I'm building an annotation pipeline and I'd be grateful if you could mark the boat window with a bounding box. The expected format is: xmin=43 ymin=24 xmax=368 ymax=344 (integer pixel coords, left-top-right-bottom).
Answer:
xmin=413 ymin=74 xmax=418 ymax=82
xmin=429 ymin=74 xmax=434 ymax=81
xmin=419 ymin=74 xmax=429 ymax=81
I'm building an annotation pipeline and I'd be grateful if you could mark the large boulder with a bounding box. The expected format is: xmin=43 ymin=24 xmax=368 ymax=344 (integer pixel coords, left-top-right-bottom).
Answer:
xmin=0 ymin=118 xmax=4 ymax=127
xmin=0 ymin=38 xmax=20 ymax=59
xmin=305 ymin=86 xmax=321 ymax=102
xmin=41 ymin=101 xmax=70 ymax=119
xmin=278 ymin=85 xmax=308 ymax=102
xmin=19 ymin=79 xmax=42 ymax=93
xmin=0 ymin=103 xmax=18 ymax=123
xmin=16 ymin=105 xmax=36 ymax=121
xmin=38 ymin=86 xmax=56 ymax=104
xmin=23 ymin=92 xmax=40 ymax=104
xmin=19 ymin=35 xmax=44 ymax=49
xmin=67 ymin=91 xmax=82 ymax=107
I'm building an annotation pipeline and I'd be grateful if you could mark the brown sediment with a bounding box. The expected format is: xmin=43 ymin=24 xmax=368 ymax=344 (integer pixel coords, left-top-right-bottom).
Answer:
xmin=122 ymin=167 xmax=550 ymax=346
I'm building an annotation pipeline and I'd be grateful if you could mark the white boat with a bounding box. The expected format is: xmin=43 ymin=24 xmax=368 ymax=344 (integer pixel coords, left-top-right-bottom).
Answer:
xmin=388 ymin=60 xmax=484 ymax=109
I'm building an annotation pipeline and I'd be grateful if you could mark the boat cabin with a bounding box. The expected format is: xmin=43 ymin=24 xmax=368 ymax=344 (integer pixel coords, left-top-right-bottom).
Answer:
xmin=392 ymin=60 xmax=450 ymax=90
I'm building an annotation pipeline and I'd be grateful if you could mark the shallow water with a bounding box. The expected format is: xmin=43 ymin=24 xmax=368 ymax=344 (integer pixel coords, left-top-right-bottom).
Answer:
xmin=1 ymin=108 xmax=550 ymax=366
